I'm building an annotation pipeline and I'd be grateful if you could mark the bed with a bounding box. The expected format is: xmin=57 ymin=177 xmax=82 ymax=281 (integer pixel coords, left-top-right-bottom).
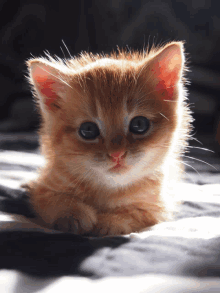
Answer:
xmin=0 ymin=132 xmax=220 ymax=292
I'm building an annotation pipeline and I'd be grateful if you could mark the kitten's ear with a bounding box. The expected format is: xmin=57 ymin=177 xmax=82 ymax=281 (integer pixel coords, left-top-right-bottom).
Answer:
xmin=27 ymin=59 xmax=69 ymax=112
xmin=141 ymin=42 xmax=184 ymax=99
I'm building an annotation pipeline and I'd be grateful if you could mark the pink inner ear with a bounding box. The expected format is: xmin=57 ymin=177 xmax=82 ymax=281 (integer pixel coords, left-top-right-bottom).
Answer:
xmin=151 ymin=60 xmax=180 ymax=100
xmin=35 ymin=76 xmax=58 ymax=109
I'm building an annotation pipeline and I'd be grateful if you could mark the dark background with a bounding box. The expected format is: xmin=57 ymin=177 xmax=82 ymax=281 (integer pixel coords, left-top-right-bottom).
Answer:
xmin=0 ymin=0 xmax=220 ymax=155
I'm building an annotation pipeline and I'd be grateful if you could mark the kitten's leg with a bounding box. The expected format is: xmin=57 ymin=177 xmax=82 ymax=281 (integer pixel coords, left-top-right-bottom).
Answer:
xmin=93 ymin=203 xmax=165 ymax=236
xmin=27 ymin=187 xmax=97 ymax=234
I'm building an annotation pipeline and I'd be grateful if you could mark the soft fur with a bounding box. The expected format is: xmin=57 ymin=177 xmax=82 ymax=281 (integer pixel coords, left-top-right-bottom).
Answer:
xmin=24 ymin=42 xmax=192 ymax=236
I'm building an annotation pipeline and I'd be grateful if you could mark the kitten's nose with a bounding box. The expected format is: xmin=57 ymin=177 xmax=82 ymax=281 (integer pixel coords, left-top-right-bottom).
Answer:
xmin=109 ymin=151 xmax=125 ymax=160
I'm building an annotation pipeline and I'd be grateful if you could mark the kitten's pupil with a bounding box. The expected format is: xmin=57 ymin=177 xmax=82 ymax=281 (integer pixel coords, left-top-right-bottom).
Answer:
xmin=129 ymin=116 xmax=150 ymax=134
xmin=79 ymin=122 xmax=100 ymax=139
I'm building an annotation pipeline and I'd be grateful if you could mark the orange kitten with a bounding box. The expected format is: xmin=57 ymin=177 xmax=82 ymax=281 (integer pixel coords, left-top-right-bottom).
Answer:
xmin=24 ymin=42 xmax=192 ymax=236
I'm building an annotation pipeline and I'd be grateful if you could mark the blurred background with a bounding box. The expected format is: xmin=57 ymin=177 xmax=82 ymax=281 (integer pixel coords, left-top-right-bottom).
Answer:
xmin=0 ymin=0 xmax=220 ymax=159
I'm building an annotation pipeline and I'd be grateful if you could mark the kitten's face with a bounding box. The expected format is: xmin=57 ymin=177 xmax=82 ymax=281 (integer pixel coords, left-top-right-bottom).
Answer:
xmin=56 ymin=60 xmax=178 ymax=188
xmin=29 ymin=43 xmax=184 ymax=188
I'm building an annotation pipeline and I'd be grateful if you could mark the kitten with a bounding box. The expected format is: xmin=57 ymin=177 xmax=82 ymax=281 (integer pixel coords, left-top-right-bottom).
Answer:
xmin=24 ymin=41 xmax=192 ymax=236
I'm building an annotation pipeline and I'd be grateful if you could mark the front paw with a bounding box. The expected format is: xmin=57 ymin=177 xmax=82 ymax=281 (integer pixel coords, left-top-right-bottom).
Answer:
xmin=53 ymin=205 xmax=97 ymax=234
xmin=53 ymin=216 xmax=84 ymax=233
xmin=39 ymin=202 xmax=97 ymax=235
xmin=91 ymin=206 xmax=160 ymax=237
xmin=91 ymin=214 xmax=134 ymax=237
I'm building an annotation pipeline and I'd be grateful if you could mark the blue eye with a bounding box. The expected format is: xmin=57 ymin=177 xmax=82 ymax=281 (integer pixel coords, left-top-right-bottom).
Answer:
xmin=79 ymin=122 xmax=100 ymax=139
xmin=129 ymin=116 xmax=150 ymax=134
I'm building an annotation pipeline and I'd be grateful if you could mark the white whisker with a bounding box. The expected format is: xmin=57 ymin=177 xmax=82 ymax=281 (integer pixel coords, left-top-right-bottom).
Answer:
xmin=73 ymin=169 xmax=91 ymax=195
xmin=137 ymin=71 xmax=156 ymax=93
xmin=190 ymin=137 xmax=203 ymax=145
xmin=160 ymin=113 xmax=169 ymax=121
xmin=181 ymin=161 xmax=201 ymax=176
xmin=186 ymin=146 xmax=214 ymax=153
xmin=171 ymin=159 xmax=197 ymax=184
xmin=182 ymin=155 xmax=218 ymax=171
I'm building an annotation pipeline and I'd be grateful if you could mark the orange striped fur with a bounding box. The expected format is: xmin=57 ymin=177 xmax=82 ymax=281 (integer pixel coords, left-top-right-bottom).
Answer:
xmin=24 ymin=42 xmax=192 ymax=236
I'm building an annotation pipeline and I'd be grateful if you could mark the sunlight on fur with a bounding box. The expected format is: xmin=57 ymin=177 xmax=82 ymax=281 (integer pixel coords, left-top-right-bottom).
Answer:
xmin=23 ymin=41 xmax=193 ymax=236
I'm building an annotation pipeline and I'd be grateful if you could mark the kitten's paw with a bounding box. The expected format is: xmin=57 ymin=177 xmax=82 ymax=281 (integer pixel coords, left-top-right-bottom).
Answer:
xmin=46 ymin=203 xmax=97 ymax=235
xmin=91 ymin=207 xmax=161 ymax=237
xmin=53 ymin=216 xmax=81 ymax=233
xmin=92 ymin=214 xmax=134 ymax=237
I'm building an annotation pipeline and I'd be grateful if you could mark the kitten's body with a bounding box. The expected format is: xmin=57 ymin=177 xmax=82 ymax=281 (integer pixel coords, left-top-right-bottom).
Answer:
xmin=25 ymin=42 xmax=192 ymax=236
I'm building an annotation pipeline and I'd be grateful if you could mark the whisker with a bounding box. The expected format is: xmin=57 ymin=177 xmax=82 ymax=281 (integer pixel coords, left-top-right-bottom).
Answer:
xmin=182 ymin=155 xmax=218 ymax=171
xmin=186 ymin=146 xmax=214 ymax=153
xmin=136 ymin=63 xmax=149 ymax=80
xmin=181 ymin=161 xmax=201 ymax=176
xmin=63 ymin=172 xmax=86 ymax=195
xmin=83 ymin=171 xmax=95 ymax=192
xmin=189 ymin=137 xmax=203 ymax=145
xmin=171 ymin=159 xmax=197 ymax=184
xmin=137 ymin=70 xmax=156 ymax=92
xmin=73 ymin=169 xmax=91 ymax=194
xmin=160 ymin=113 xmax=169 ymax=121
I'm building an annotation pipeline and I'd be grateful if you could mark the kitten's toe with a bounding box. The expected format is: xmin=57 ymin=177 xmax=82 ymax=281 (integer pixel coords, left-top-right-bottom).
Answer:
xmin=52 ymin=206 xmax=97 ymax=234
xmin=53 ymin=216 xmax=79 ymax=233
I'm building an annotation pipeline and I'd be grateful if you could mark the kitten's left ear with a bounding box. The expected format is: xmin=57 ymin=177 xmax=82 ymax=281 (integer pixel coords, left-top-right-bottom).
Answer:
xmin=140 ymin=42 xmax=185 ymax=99
xmin=27 ymin=59 xmax=70 ymax=113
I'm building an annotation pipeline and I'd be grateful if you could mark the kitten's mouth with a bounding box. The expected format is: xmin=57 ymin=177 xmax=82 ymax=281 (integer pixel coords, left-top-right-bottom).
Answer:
xmin=109 ymin=162 xmax=127 ymax=173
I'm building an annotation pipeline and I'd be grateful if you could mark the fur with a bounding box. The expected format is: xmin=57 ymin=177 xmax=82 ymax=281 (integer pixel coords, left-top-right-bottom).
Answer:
xmin=24 ymin=41 xmax=192 ymax=236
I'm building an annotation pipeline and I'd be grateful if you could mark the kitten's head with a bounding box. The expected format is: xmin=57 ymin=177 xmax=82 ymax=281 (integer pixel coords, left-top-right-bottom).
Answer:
xmin=28 ymin=42 xmax=189 ymax=188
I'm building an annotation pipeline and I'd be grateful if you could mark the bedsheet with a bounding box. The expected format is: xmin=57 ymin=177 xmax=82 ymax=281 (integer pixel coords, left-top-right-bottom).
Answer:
xmin=0 ymin=139 xmax=220 ymax=292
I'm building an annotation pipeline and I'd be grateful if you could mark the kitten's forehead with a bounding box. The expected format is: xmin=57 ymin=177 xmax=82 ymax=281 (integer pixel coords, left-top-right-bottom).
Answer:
xmin=73 ymin=58 xmax=158 ymax=131
xmin=77 ymin=58 xmax=136 ymax=115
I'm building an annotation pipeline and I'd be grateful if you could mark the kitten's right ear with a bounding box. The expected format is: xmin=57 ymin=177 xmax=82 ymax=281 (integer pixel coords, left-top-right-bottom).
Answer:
xmin=27 ymin=59 xmax=70 ymax=113
xmin=138 ymin=42 xmax=185 ymax=101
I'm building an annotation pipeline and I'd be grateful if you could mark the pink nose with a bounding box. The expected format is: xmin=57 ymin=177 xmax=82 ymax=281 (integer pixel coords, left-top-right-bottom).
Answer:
xmin=109 ymin=151 xmax=125 ymax=159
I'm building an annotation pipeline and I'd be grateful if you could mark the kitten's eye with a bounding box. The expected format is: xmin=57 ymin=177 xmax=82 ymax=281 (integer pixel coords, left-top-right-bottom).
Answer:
xmin=129 ymin=116 xmax=150 ymax=134
xmin=79 ymin=122 xmax=100 ymax=139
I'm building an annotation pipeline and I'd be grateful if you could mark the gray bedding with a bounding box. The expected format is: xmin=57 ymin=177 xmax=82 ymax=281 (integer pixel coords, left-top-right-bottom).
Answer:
xmin=0 ymin=134 xmax=220 ymax=292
